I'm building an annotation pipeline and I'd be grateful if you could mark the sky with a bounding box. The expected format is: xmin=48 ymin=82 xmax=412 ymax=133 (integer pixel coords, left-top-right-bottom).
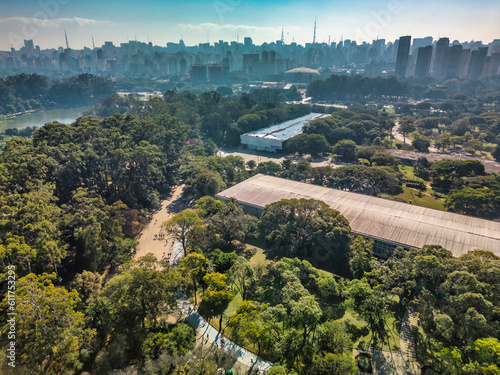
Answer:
xmin=0 ymin=0 xmax=499 ymax=51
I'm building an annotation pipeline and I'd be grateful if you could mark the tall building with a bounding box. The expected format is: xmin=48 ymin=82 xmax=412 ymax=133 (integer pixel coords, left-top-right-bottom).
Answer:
xmin=457 ymin=49 xmax=472 ymax=78
xmin=431 ymin=37 xmax=450 ymax=78
xmin=415 ymin=45 xmax=433 ymax=77
xmin=411 ymin=36 xmax=433 ymax=55
xmin=395 ymin=36 xmax=411 ymax=78
xmin=190 ymin=64 xmax=207 ymax=81
xmin=23 ymin=39 xmax=35 ymax=56
xmin=468 ymin=47 xmax=488 ymax=78
xmin=208 ymin=64 xmax=224 ymax=83
xmin=482 ymin=53 xmax=500 ymax=77
xmin=443 ymin=44 xmax=463 ymax=78
xmin=244 ymin=37 xmax=253 ymax=48
xmin=243 ymin=53 xmax=259 ymax=75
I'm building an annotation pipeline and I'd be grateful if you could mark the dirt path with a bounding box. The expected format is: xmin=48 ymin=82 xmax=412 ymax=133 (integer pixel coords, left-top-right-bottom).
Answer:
xmin=392 ymin=121 xmax=438 ymax=152
xmin=134 ymin=185 xmax=188 ymax=262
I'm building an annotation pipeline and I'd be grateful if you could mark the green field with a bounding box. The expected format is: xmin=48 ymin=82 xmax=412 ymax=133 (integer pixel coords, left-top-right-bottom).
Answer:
xmin=395 ymin=186 xmax=445 ymax=211
xmin=399 ymin=165 xmax=426 ymax=183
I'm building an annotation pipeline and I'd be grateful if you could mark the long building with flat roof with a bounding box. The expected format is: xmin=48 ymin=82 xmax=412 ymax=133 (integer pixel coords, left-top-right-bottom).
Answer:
xmin=240 ymin=113 xmax=329 ymax=153
xmin=216 ymin=174 xmax=500 ymax=258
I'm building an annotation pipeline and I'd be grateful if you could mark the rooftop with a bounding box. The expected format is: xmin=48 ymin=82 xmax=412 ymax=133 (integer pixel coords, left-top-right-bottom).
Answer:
xmin=285 ymin=67 xmax=321 ymax=75
xmin=241 ymin=113 xmax=329 ymax=142
xmin=216 ymin=174 xmax=500 ymax=257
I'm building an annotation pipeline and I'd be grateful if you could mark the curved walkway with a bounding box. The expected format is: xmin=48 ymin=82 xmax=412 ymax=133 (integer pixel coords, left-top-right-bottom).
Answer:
xmin=178 ymin=298 xmax=274 ymax=372
xmin=170 ymin=239 xmax=273 ymax=371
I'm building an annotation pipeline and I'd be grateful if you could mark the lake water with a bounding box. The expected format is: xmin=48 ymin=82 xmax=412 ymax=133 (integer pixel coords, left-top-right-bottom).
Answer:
xmin=0 ymin=106 xmax=89 ymax=132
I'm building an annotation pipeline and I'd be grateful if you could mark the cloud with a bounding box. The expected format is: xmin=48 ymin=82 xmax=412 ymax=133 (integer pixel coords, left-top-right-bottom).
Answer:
xmin=176 ymin=23 xmax=299 ymax=34
xmin=0 ymin=17 xmax=112 ymax=28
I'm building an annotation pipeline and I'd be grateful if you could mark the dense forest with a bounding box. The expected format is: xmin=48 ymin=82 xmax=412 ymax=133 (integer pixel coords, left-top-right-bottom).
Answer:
xmin=1 ymin=84 xmax=499 ymax=374
xmin=0 ymin=73 xmax=116 ymax=116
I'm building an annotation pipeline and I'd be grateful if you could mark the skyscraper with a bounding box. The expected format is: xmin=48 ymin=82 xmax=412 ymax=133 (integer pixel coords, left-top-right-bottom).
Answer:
xmin=443 ymin=44 xmax=463 ymax=78
xmin=431 ymin=37 xmax=449 ymax=78
xmin=415 ymin=45 xmax=433 ymax=77
xmin=468 ymin=47 xmax=488 ymax=78
xmin=244 ymin=37 xmax=253 ymax=49
xmin=395 ymin=36 xmax=411 ymax=78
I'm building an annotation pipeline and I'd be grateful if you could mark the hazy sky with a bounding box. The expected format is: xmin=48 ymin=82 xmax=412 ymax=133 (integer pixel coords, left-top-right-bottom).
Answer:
xmin=1 ymin=0 xmax=499 ymax=50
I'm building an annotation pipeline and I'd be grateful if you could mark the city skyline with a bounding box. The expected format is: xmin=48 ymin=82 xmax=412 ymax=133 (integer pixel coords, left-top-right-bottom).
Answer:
xmin=1 ymin=0 xmax=500 ymax=51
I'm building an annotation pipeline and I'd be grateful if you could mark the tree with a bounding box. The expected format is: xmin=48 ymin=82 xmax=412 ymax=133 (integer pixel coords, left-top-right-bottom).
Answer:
xmin=492 ymin=145 xmax=500 ymax=162
xmin=103 ymin=255 xmax=178 ymax=333
xmin=286 ymin=133 xmax=309 ymax=155
xmin=399 ymin=118 xmax=416 ymax=145
xmin=412 ymin=134 xmax=431 ymax=152
xmin=445 ymin=187 xmax=499 ymax=218
xmin=316 ymin=321 xmax=352 ymax=355
xmin=258 ymin=199 xmax=351 ymax=271
xmin=162 ymin=209 xmax=203 ymax=256
xmin=207 ymin=199 xmax=256 ymax=251
xmin=194 ymin=196 xmax=222 ymax=218
xmin=203 ymin=272 xmax=234 ymax=332
xmin=0 ymin=185 xmax=66 ymax=277
xmin=267 ymin=365 xmax=298 ymax=375
xmin=70 ymin=270 xmax=102 ymax=309
xmin=332 ymin=139 xmax=357 ymax=161
xmin=346 ymin=279 xmax=392 ymax=348
xmin=286 ymin=133 xmax=331 ymax=157
xmin=356 ymin=146 xmax=381 ymax=165
xmin=228 ymin=256 xmax=257 ymax=300
xmin=178 ymin=252 xmax=207 ymax=306
xmin=256 ymin=161 xmax=282 ymax=175
xmin=1 ymin=273 xmax=92 ymax=374
xmin=370 ymin=151 xmax=399 ymax=168
xmin=290 ymin=295 xmax=323 ymax=350
xmin=246 ymin=159 xmax=257 ymax=171
xmin=62 ymin=188 xmax=135 ymax=272
xmin=350 ymin=236 xmax=374 ymax=279
xmin=228 ymin=300 xmax=271 ymax=356
xmin=142 ymin=323 xmax=195 ymax=359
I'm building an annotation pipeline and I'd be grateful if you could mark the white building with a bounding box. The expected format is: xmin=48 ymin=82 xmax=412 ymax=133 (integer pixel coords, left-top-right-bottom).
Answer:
xmin=240 ymin=113 xmax=329 ymax=152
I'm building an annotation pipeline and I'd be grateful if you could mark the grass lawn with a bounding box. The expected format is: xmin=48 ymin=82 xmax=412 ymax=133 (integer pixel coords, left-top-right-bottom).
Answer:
xmin=333 ymin=307 xmax=401 ymax=352
xmin=395 ymin=187 xmax=445 ymax=211
xmin=246 ymin=242 xmax=269 ymax=268
xmin=399 ymin=165 xmax=426 ymax=183
xmin=396 ymin=166 xmax=446 ymax=210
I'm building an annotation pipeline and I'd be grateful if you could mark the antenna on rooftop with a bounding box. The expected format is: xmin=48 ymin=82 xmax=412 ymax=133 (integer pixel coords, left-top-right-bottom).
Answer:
xmin=281 ymin=26 xmax=284 ymax=44
xmin=92 ymin=36 xmax=95 ymax=49
xmin=313 ymin=17 xmax=317 ymax=44
xmin=65 ymin=30 xmax=69 ymax=49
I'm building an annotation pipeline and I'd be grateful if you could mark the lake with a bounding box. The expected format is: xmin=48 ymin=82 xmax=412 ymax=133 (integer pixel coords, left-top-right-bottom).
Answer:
xmin=0 ymin=106 xmax=89 ymax=132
